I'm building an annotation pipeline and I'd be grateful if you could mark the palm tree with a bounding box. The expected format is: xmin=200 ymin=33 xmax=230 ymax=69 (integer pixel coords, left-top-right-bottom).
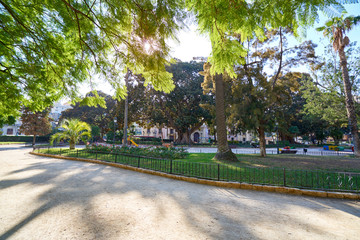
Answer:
xmin=317 ymin=15 xmax=360 ymax=156
xmin=50 ymin=119 xmax=91 ymax=150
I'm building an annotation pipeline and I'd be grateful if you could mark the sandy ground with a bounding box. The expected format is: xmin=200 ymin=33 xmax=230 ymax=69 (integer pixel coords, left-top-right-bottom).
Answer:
xmin=0 ymin=145 xmax=360 ymax=240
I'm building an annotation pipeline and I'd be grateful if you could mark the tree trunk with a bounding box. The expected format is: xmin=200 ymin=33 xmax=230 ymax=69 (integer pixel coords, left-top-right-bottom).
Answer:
xmin=123 ymin=69 xmax=130 ymax=147
xmin=32 ymin=135 xmax=36 ymax=147
xmin=338 ymin=48 xmax=360 ymax=156
xmin=175 ymin=131 xmax=193 ymax=145
xmin=69 ymin=140 xmax=75 ymax=150
xmin=213 ymin=74 xmax=237 ymax=161
xmin=257 ymin=126 xmax=267 ymax=157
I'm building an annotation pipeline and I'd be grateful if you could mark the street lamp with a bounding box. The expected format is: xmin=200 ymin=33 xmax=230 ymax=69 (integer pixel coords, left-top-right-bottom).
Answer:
xmin=276 ymin=122 xmax=279 ymax=154
xmin=113 ymin=117 xmax=117 ymax=148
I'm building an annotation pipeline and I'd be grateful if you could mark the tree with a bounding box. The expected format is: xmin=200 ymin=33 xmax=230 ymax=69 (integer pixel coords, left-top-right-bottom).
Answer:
xmin=60 ymin=91 xmax=115 ymax=137
xmin=143 ymin=61 xmax=212 ymax=144
xmin=0 ymin=0 xmax=184 ymax=119
xmin=317 ymin=15 xmax=360 ymax=155
xmin=227 ymin=29 xmax=316 ymax=157
xmin=19 ymin=108 xmax=52 ymax=146
xmin=185 ymin=0 xmax=349 ymax=160
xmin=201 ymin=63 xmax=237 ymax=160
xmin=50 ymin=119 xmax=91 ymax=149
xmin=302 ymin=44 xmax=360 ymax=145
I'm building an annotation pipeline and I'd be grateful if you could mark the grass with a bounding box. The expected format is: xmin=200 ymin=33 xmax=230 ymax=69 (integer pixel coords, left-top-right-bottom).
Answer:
xmin=178 ymin=153 xmax=360 ymax=172
xmin=0 ymin=142 xmax=27 ymax=145
xmin=37 ymin=148 xmax=360 ymax=192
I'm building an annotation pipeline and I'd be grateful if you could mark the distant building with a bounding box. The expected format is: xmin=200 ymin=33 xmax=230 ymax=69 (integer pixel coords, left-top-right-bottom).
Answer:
xmin=1 ymin=118 xmax=22 ymax=136
xmin=49 ymin=101 xmax=72 ymax=123
xmin=0 ymin=102 xmax=72 ymax=136
xmin=133 ymin=123 xmax=254 ymax=144
xmin=191 ymin=56 xmax=208 ymax=63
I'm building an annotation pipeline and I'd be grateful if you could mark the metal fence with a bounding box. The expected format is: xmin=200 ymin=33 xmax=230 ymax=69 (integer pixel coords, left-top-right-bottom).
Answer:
xmin=188 ymin=148 xmax=354 ymax=156
xmin=35 ymin=147 xmax=360 ymax=193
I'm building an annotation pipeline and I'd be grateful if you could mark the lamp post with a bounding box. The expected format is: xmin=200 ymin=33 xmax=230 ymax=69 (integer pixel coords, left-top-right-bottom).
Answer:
xmin=113 ymin=117 xmax=117 ymax=148
xmin=276 ymin=122 xmax=279 ymax=154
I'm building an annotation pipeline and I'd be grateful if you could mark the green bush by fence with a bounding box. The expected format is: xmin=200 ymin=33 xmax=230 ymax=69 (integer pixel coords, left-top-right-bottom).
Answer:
xmin=0 ymin=135 xmax=50 ymax=142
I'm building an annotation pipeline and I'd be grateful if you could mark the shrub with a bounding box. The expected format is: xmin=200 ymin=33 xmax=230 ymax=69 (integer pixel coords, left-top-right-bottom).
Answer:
xmin=87 ymin=143 xmax=188 ymax=159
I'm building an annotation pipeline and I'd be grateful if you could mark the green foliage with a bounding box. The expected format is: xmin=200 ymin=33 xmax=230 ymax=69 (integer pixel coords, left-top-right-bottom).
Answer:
xmin=142 ymin=61 xmax=212 ymax=144
xmin=223 ymin=30 xmax=316 ymax=152
xmin=0 ymin=0 xmax=185 ymax=117
xmin=0 ymin=135 xmax=49 ymax=142
xmin=301 ymin=44 xmax=360 ymax=142
xmin=87 ymin=144 xmax=189 ymax=159
xmin=186 ymin=0 xmax=344 ymax=76
xmin=50 ymin=119 xmax=91 ymax=149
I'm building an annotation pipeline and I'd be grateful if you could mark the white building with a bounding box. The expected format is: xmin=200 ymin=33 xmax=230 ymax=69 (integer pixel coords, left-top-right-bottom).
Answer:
xmin=1 ymin=118 xmax=22 ymax=136
xmin=133 ymin=123 xmax=254 ymax=144
xmin=49 ymin=102 xmax=72 ymax=123
xmin=1 ymin=102 xmax=72 ymax=136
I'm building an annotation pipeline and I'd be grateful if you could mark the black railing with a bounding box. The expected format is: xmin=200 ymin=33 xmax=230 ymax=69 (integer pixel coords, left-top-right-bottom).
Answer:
xmin=34 ymin=147 xmax=360 ymax=193
xmin=188 ymin=148 xmax=354 ymax=156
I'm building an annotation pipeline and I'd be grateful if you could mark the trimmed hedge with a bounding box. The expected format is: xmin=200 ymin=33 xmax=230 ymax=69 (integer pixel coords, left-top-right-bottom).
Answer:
xmin=0 ymin=135 xmax=50 ymax=142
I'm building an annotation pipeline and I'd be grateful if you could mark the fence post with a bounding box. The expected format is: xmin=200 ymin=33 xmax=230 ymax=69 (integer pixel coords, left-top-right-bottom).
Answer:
xmin=60 ymin=148 xmax=62 ymax=155
xmin=170 ymin=159 xmax=173 ymax=174
xmin=77 ymin=149 xmax=79 ymax=158
xmin=283 ymin=168 xmax=286 ymax=186
xmin=138 ymin=156 xmax=141 ymax=168
xmin=115 ymin=154 xmax=117 ymax=163
xmin=217 ymin=164 xmax=220 ymax=181
xmin=96 ymin=152 xmax=97 ymax=160
xmin=48 ymin=146 xmax=50 ymax=154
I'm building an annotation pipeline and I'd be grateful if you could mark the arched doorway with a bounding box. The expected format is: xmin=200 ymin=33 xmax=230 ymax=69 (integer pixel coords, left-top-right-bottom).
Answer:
xmin=193 ymin=132 xmax=200 ymax=143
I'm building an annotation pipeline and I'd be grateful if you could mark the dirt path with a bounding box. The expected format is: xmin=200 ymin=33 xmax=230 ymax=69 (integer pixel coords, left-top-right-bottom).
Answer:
xmin=1 ymin=146 xmax=360 ymax=240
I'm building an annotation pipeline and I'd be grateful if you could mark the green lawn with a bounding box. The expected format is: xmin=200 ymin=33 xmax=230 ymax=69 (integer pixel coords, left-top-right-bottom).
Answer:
xmin=177 ymin=153 xmax=360 ymax=172
xmin=0 ymin=142 xmax=27 ymax=145
xmin=37 ymin=148 xmax=360 ymax=192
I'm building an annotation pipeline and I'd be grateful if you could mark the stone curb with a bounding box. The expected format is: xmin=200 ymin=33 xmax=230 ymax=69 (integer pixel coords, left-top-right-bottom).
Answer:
xmin=30 ymin=152 xmax=360 ymax=200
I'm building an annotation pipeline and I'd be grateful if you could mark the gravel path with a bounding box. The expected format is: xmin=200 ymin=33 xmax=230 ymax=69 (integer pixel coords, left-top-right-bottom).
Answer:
xmin=1 ymin=146 xmax=360 ymax=240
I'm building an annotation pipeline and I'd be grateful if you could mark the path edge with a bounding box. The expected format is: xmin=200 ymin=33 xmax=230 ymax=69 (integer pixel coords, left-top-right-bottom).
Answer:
xmin=30 ymin=152 xmax=360 ymax=200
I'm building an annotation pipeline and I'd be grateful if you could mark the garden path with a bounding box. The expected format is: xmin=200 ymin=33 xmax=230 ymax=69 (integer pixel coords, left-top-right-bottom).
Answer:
xmin=0 ymin=146 xmax=359 ymax=240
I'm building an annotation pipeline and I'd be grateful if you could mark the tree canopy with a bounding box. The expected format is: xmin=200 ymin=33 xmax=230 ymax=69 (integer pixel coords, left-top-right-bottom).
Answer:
xmin=1 ymin=0 xmax=185 ymax=119
xmin=142 ymin=61 xmax=212 ymax=144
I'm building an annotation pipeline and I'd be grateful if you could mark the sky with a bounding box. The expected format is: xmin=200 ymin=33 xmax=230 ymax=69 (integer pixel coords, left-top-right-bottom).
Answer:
xmin=74 ymin=4 xmax=360 ymax=98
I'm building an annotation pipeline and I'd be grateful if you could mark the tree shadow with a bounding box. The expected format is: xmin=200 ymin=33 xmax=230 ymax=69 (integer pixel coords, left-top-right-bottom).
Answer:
xmin=1 ymin=151 xmax=359 ymax=239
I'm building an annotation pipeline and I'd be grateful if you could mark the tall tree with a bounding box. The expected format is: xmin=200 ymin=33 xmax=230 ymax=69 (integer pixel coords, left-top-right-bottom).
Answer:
xmin=227 ymin=29 xmax=316 ymax=157
xmin=317 ymin=15 xmax=360 ymax=155
xmin=185 ymin=0 xmax=349 ymax=160
xmin=201 ymin=63 xmax=237 ymax=160
xmin=143 ymin=61 xmax=212 ymax=144
xmin=19 ymin=108 xmax=52 ymax=146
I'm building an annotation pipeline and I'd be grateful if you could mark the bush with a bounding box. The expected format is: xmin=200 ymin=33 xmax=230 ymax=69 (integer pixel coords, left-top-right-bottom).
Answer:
xmin=87 ymin=143 xmax=189 ymax=159
xmin=0 ymin=135 xmax=50 ymax=142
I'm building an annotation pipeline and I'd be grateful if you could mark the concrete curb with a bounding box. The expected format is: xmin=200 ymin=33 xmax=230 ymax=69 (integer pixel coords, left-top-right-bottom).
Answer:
xmin=30 ymin=152 xmax=360 ymax=200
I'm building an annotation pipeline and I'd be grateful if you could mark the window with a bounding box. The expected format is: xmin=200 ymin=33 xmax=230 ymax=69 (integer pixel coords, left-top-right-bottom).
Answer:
xmin=7 ymin=128 xmax=13 ymax=135
xmin=170 ymin=129 xmax=174 ymax=134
